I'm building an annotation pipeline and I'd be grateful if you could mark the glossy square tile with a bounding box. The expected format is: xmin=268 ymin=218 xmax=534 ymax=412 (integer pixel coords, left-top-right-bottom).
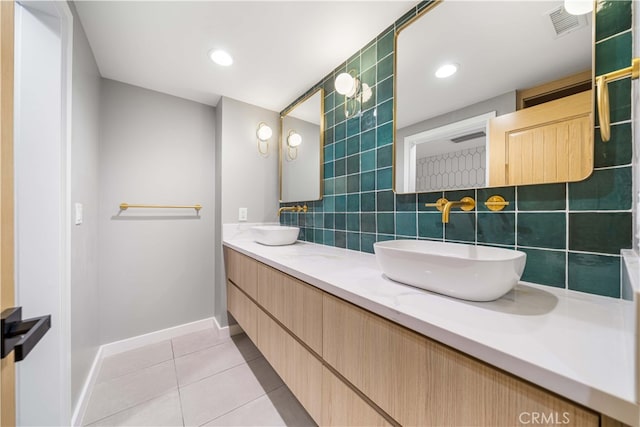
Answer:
xmin=418 ymin=212 xmax=443 ymax=239
xmin=568 ymin=252 xmax=621 ymax=297
xmin=324 ymin=213 xmax=334 ymax=229
xmin=347 ymin=232 xmax=361 ymax=250
xmin=517 ymin=184 xmax=566 ymax=211
xmin=444 ymin=213 xmax=475 ymax=242
xmin=520 ymin=248 xmax=566 ymax=288
xmin=376 ymin=99 xmax=393 ymax=126
xmin=324 ymin=230 xmax=335 ymax=246
xmin=334 ymin=213 xmax=346 ymax=230
xmin=347 ymin=194 xmax=360 ymax=211
xmin=361 ymin=66 xmax=377 ymax=90
xmin=335 ymin=176 xmax=346 ymax=194
xmin=376 ymin=167 xmax=392 ymax=190
xmin=596 ymin=0 xmax=632 ymax=41
xmin=517 ymin=213 xmax=566 ymax=249
xmin=334 ymin=122 xmax=346 ymax=141
xmin=346 ymin=154 xmax=360 ymax=174
xmin=361 ymin=43 xmax=377 ymax=71
xmin=334 ymin=158 xmax=345 ymax=177
xmin=361 ymin=233 xmax=377 ymax=254
xmin=396 ymin=193 xmax=416 ymax=211
xmin=347 ymin=135 xmax=359 ymax=156
xmin=361 ymin=170 xmax=376 ymax=191
xmin=97 ymin=341 xmax=173 ymax=383
xmin=347 ymin=213 xmax=360 ymax=232
xmin=377 ymin=77 xmax=393 ymax=103
xmin=595 ymin=32 xmax=632 ymax=76
xmin=477 ymin=213 xmax=515 ymax=246
xmin=376 ymin=30 xmax=394 ymax=60
xmin=314 ymin=228 xmax=324 ymax=243
xmin=377 ymin=190 xmax=394 ymax=211
xmin=568 ymin=167 xmax=632 ymax=210
xmin=377 ymin=145 xmax=393 ymax=169
xmin=335 ymin=194 xmax=346 ymax=212
xmin=180 ymin=357 xmax=284 ymax=427
xmin=594 ymin=123 xmax=632 ymax=168
xmin=376 ymin=122 xmax=393 ymax=147
xmin=396 ymin=212 xmax=417 ymax=237
xmin=335 ymin=231 xmax=346 ymax=248
xmin=347 ymin=175 xmax=360 ymax=193
xmin=569 ymin=212 xmax=632 ymax=254
xmin=377 ymin=213 xmax=394 ymax=234
xmin=361 ymin=108 xmax=376 ymax=132
xmin=418 ymin=192 xmax=443 ymax=211
xmin=361 ymin=191 xmax=376 ymax=211
xmin=361 ymin=213 xmax=376 ymax=233
xmin=347 ymin=116 xmax=360 ymax=137
xmin=361 ymin=129 xmax=376 ymax=151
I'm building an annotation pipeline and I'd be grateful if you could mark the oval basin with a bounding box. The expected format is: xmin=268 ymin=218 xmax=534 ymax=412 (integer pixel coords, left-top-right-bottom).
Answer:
xmin=252 ymin=225 xmax=299 ymax=246
xmin=373 ymin=240 xmax=526 ymax=301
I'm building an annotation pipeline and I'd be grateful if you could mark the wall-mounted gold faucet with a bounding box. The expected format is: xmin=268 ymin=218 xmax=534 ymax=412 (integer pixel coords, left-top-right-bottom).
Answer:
xmin=425 ymin=197 xmax=475 ymax=224
xmin=277 ymin=204 xmax=308 ymax=216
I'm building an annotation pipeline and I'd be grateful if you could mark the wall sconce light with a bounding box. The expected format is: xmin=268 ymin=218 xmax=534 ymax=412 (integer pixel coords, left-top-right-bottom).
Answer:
xmin=335 ymin=70 xmax=373 ymax=118
xmin=564 ymin=0 xmax=592 ymax=15
xmin=286 ymin=130 xmax=302 ymax=160
xmin=256 ymin=122 xmax=272 ymax=156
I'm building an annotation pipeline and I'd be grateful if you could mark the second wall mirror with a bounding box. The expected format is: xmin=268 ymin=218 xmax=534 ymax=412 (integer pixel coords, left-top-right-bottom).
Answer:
xmin=395 ymin=1 xmax=593 ymax=194
xmin=280 ymin=88 xmax=324 ymax=202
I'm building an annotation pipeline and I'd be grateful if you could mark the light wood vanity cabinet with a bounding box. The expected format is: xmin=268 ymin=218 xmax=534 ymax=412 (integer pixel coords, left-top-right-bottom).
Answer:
xmin=225 ymin=247 xmax=602 ymax=427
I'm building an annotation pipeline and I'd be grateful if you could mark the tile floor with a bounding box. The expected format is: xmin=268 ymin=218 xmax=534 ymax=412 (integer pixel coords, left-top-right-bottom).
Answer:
xmin=82 ymin=327 xmax=316 ymax=426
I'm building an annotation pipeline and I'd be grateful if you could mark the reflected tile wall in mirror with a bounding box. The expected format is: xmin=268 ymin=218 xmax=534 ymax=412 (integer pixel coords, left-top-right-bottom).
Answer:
xmin=280 ymin=0 xmax=633 ymax=299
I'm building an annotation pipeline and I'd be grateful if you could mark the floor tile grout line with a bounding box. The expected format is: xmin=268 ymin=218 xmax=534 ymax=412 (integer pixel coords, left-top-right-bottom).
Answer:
xmin=172 ymin=334 xmax=234 ymax=359
xmin=96 ymin=354 xmax=175 ymax=386
xmin=197 ymin=385 xmax=288 ymax=427
xmin=82 ymin=387 xmax=180 ymax=427
xmin=178 ymin=352 xmax=265 ymax=389
xmin=170 ymin=339 xmax=187 ymax=427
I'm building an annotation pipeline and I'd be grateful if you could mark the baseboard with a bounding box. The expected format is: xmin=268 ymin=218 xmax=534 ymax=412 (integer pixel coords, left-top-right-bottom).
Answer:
xmin=214 ymin=315 xmax=244 ymax=337
xmin=101 ymin=317 xmax=216 ymax=358
xmin=71 ymin=316 xmax=220 ymax=425
xmin=70 ymin=346 xmax=103 ymax=426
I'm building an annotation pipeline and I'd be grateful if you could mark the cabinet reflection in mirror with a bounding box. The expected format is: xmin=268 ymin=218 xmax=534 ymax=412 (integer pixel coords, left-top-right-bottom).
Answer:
xmin=394 ymin=1 xmax=593 ymax=194
xmin=280 ymin=89 xmax=324 ymax=202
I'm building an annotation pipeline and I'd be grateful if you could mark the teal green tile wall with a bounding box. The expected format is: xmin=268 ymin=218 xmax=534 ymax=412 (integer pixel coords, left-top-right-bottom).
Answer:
xmin=280 ymin=0 xmax=633 ymax=299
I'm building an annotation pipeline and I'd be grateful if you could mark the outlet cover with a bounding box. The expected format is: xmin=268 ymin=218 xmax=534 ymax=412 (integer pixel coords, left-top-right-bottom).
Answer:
xmin=238 ymin=207 xmax=248 ymax=221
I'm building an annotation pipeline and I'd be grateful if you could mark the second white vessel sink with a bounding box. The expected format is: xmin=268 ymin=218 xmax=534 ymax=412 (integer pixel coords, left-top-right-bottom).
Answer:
xmin=252 ymin=225 xmax=299 ymax=246
xmin=374 ymin=240 xmax=526 ymax=301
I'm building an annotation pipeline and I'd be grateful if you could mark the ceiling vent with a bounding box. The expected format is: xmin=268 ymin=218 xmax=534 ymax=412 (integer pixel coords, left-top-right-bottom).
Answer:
xmin=451 ymin=131 xmax=486 ymax=144
xmin=547 ymin=6 xmax=588 ymax=38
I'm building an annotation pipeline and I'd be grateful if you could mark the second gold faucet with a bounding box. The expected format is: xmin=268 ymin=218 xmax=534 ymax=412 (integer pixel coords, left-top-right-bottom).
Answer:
xmin=277 ymin=204 xmax=308 ymax=216
xmin=425 ymin=197 xmax=475 ymax=224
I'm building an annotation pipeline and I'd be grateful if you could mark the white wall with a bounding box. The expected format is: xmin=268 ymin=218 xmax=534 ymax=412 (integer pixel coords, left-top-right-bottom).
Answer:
xmin=98 ymin=79 xmax=215 ymax=343
xmin=214 ymin=96 xmax=279 ymax=327
xmin=69 ymin=1 xmax=101 ymax=408
xmin=14 ymin=2 xmax=71 ymax=424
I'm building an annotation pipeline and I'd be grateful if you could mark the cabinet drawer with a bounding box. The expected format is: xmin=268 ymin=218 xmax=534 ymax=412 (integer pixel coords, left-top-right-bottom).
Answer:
xmin=226 ymin=281 xmax=258 ymax=344
xmin=323 ymin=294 xmax=599 ymax=427
xmin=256 ymin=310 xmax=322 ymax=424
xmin=257 ymin=264 xmax=323 ymax=354
xmin=224 ymin=247 xmax=258 ymax=299
xmin=321 ymin=367 xmax=392 ymax=427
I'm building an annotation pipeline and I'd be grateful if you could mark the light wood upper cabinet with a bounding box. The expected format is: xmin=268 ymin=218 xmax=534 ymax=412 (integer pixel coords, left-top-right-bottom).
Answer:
xmin=323 ymin=293 xmax=599 ymax=427
xmin=256 ymin=263 xmax=323 ymax=355
xmin=489 ymin=90 xmax=593 ymax=186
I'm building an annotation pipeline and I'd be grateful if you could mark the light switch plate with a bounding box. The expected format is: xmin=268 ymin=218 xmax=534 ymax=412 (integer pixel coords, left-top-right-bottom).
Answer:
xmin=238 ymin=207 xmax=248 ymax=222
xmin=74 ymin=203 xmax=83 ymax=225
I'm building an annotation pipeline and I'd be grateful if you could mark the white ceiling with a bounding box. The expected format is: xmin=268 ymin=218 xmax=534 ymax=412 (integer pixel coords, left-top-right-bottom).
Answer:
xmin=396 ymin=0 xmax=592 ymax=129
xmin=74 ymin=0 xmax=415 ymax=113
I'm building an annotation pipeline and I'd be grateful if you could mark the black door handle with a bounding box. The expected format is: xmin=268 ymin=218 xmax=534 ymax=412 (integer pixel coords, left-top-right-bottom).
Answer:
xmin=1 ymin=307 xmax=51 ymax=362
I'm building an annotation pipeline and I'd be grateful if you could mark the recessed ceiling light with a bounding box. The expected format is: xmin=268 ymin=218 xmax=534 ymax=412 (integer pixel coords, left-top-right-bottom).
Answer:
xmin=435 ymin=63 xmax=458 ymax=79
xmin=209 ymin=49 xmax=233 ymax=66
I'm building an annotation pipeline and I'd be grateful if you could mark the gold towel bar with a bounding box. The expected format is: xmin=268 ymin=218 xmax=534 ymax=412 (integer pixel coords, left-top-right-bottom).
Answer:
xmin=596 ymin=58 xmax=640 ymax=142
xmin=120 ymin=203 xmax=202 ymax=212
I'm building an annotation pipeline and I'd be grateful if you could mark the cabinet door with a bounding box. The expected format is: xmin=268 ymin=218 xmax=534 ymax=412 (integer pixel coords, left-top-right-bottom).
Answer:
xmin=224 ymin=247 xmax=258 ymax=299
xmin=256 ymin=310 xmax=322 ymax=424
xmin=257 ymin=264 xmax=323 ymax=354
xmin=226 ymin=281 xmax=258 ymax=344
xmin=321 ymin=367 xmax=392 ymax=427
xmin=489 ymin=90 xmax=592 ymax=186
xmin=323 ymin=294 xmax=599 ymax=427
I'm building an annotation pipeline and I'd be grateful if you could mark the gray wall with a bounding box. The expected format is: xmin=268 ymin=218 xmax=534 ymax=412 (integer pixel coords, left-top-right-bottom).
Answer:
xmin=98 ymin=79 xmax=215 ymax=343
xmin=69 ymin=1 xmax=101 ymax=407
xmin=213 ymin=96 xmax=279 ymax=327
xmin=281 ymin=116 xmax=321 ymax=202
xmin=395 ymin=91 xmax=516 ymax=189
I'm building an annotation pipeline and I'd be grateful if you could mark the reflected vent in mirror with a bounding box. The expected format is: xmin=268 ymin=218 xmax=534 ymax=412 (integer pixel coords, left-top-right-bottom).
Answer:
xmin=548 ymin=6 xmax=587 ymax=38
xmin=451 ymin=131 xmax=486 ymax=144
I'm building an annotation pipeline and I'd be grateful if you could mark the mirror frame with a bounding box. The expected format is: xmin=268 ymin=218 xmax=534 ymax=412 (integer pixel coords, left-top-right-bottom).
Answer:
xmin=392 ymin=0 xmax=596 ymax=194
xmin=279 ymin=87 xmax=325 ymax=202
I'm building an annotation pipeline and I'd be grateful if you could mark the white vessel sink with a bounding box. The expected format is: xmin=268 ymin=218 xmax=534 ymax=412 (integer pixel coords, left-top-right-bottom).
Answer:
xmin=252 ymin=225 xmax=299 ymax=246
xmin=373 ymin=240 xmax=526 ymax=301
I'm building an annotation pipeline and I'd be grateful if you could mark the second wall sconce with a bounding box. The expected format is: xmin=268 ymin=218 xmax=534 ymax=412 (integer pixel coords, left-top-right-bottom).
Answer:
xmin=256 ymin=122 xmax=272 ymax=157
xmin=286 ymin=130 xmax=302 ymax=160
xmin=335 ymin=70 xmax=373 ymax=118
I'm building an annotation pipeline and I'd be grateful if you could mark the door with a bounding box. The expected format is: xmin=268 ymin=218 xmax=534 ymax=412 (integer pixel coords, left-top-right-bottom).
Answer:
xmin=0 ymin=1 xmax=15 ymax=425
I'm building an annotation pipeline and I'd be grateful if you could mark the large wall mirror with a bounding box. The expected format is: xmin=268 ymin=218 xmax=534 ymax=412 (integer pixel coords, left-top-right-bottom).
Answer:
xmin=395 ymin=1 xmax=593 ymax=194
xmin=280 ymin=88 xmax=324 ymax=202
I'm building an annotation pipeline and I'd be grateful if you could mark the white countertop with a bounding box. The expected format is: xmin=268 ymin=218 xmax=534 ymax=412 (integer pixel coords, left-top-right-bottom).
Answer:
xmin=223 ymin=226 xmax=638 ymax=425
